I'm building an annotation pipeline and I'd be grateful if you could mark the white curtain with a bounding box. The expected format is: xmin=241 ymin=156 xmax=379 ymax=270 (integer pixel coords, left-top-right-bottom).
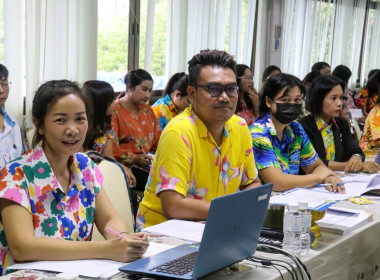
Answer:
xmin=165 ymin=0 xmax=257 ymax=77
xmin=281 ymin=0 xmax=369 ymax=87
xmin=4 ymin=0 xmax=98 ymax=128
xmin=4 ymin=0 xmax=24 ymax=124
xmin=362 ymin=2 xmax=380 ymax=83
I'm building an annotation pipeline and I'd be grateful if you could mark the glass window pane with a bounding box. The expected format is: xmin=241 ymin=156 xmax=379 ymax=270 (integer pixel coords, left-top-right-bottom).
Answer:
xmin=97 ymin=0 xmax=129 ymax=92
xmin=139 ymin=0 xmax=167 ymax=90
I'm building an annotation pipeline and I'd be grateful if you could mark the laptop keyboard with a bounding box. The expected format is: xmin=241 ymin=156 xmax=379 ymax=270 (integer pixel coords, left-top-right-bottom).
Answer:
xmin=149 ymin=251 xmax=198 ymax=276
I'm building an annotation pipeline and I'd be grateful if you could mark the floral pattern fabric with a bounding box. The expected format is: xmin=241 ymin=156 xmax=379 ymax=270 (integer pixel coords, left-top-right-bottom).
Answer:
xmin=0 ymin=144 xmax=102 ymax=275
xmin=250 ymin=113 xmax=318 ymax=175
xmin=151 ymin=94 xmax=180 ymax=130
xmin=359 ymin=104 xmax=380 ymax=155
xmin=235 ymin=100 xmax=255 ymax=126
xmin=0 ymin=107 xmax=23 ymax=170
xmin=112 ymin=100 xmax=162 ymax=165
xmin=136 ymin=106 xmax=258 ymax=229
xmin=93 ymin=129 xmax=114 ymax=153
xmin=315 ymin=118 xmax=337 ymax=161
xmin=355 ymin=87 xmax=377 ymax=114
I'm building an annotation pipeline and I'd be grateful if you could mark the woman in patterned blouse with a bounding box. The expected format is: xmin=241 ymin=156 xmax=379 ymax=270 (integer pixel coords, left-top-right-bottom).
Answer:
xmin=0 ymin=80 xmax=148 ymax=275
xmin=235 ymin=64 xmax=258 ymax=126
xmin=250 ymin=73 xmax=343 ymax=192
xmin=299 ymin=75 xmax=379 ymax=173
xmin=355 ymin=69 xmax=380 ymax=117
xmin=151 ymin=72 xmax=190 ymax=130
xmin=82 ymin=80 xmax=136 ymax=186
xmin=112 ymin=69 xmax=162 ymax=191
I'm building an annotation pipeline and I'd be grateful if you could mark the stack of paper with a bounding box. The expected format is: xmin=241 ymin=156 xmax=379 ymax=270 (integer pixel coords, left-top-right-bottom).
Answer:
xmin=142 ymin=219 xmax=205 ymax=243
xmin=316 ymin=207 xmax=373 ymax=235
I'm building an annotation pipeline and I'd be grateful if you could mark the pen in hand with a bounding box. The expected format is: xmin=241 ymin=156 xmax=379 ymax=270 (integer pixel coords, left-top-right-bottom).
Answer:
xmin=139 ymin=145 xmax=152 ymax=165
xmin=105 ymin=227 xmax=128 ymax=239
xmin=315 ymin=183 xmax=345 ymax=187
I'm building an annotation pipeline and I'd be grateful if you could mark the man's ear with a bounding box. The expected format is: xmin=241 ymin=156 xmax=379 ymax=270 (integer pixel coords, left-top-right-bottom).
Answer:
xmin=33 ymin=117 xmax=44 ymax=135
xmin=187 ymin=86 xmax=196 ymax=104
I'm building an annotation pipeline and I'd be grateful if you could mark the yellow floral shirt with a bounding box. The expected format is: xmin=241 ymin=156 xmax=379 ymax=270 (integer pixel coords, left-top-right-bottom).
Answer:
xmin=316 ymin=118 xmax=336 ymax=161
xmin=360 ymin=104 xmax=380 ymax=155
xmin=137 ymin=106 xmax=258 ymax=229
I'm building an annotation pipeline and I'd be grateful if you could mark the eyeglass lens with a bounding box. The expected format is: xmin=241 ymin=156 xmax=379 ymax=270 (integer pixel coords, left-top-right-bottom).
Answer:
xmin=209 ymin=84 xmax=237 ymax=97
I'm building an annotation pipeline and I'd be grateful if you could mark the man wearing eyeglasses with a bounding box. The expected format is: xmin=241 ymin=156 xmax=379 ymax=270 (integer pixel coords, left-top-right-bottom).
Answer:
xmin=137 ymin=49 xmax=261 ymax=229
xmin=0 ymin=64 xmax=23 ymax=170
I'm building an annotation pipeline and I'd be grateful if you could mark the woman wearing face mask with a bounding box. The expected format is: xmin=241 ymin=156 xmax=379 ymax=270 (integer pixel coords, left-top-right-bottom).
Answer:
xmin=249 ymin=73 xmax=343 ymax=192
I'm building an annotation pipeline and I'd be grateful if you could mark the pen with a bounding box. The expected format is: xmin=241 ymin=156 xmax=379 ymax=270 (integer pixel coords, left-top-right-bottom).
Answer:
xmin=315 ymin=183 xmax=345 ymax=187
xmin=105 ymin=227 xmax=127 ymax=239
xmin=139 ymin=145 xmax=152 ymax=164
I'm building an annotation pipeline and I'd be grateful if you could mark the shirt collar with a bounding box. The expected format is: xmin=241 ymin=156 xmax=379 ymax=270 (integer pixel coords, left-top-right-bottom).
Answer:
xmin=316 ymin=117 xmax=339 ymax=132
xmin=263 ymin=113 xmax=294 ymax=140
xmin=1 ymin=106 xmax=16 ymax=127
xmin=188 ymin=106 xmax=231 ymax=142
xmin=28 ymin=143 xmax=84 ymax=200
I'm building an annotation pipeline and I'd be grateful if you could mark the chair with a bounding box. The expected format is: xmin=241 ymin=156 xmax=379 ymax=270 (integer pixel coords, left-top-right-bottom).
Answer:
xmin=86 ymin=152 xmax=136 ymax=241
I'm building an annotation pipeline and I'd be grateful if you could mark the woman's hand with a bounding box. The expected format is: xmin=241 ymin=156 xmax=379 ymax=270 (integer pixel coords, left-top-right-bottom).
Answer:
xmin=105 ymin=233 xmax=149 ymax=263
xmin=133 ymin=154 xmax=153 ymax=167
xmin=344 ymin=155 xmax=363 ymax=173
xmin=361 ymin=161 xmax=380 ymax=174
xmin=324 ymin=175 xmax=345 ymax=194
xmin=122 ymin=165 xmax=137 ymax=187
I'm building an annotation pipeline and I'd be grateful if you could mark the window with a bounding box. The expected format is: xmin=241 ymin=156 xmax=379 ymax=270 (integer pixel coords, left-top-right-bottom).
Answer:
xmin=97 ymin=0 xmax=130 ymax=92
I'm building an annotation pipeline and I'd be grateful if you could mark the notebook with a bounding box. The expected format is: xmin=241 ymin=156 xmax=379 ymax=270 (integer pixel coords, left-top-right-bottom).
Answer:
xmin=119 ymin=183 xmax=273 ymax=280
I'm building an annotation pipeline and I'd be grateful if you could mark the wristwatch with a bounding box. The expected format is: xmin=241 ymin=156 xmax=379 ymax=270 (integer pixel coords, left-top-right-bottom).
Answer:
xmin=352 ymin=153 xmax=365 ymax=162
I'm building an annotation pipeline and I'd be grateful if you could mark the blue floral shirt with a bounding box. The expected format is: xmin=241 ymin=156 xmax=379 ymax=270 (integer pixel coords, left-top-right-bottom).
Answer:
xmin=249 ymin=113 xmax=318 ymax=175
xmin=0 ymin=144 xmax=103 ymax=275
xmin=0 ymin=107 xmax=23 ymax=170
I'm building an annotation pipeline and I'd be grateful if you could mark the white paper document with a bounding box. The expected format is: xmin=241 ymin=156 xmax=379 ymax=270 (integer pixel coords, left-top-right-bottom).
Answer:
xmin=270 ymin=173 xmax=380 ymax=211
xmin=316 ymin=207 xmax=373 ymax=234
xmin=6 ymin=242 xmax=174 ymax=279
xmin=142 ymin=219 xmax=205 ymax=243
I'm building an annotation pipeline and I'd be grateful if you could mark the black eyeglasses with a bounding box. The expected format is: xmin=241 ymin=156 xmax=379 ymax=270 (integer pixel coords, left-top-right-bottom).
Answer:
xmin=192 ymin=83 xmax=238 ymax=97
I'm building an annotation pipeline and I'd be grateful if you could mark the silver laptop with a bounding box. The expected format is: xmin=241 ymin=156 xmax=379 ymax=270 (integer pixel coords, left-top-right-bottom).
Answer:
xmin=119 ymin=183 xmax=273 ymax=280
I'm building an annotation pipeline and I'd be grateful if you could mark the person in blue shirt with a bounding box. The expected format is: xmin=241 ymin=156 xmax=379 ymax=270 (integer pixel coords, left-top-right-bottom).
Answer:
xmin=151 ymin=72 xmax=189 ymax=130
xmin=249 ymin=73 xmax=343 ymax=192
xmin=0 ymin=64 xmax=23 ymax=169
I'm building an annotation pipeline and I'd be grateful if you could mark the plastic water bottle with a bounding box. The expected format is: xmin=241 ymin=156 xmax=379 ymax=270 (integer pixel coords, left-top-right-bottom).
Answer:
xmin=282 ymin=204 xmax=302 ymax=256
xmin=298 ymin=201 xmax=311 ymax=256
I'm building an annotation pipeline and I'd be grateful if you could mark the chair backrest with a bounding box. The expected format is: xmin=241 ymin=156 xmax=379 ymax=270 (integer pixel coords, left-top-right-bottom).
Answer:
xmin=89 ymin=153 xmax=136 ymax=241
xmin=351 ymin=115 xmax=363 ymax=142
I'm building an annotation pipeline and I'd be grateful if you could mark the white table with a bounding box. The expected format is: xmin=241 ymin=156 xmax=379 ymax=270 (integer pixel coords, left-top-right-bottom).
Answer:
xmin=3 ymin=199 xmax=380 ymax=280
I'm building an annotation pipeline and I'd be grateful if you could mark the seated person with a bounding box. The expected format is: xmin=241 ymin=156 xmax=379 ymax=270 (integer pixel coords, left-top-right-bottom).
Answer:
xmin=82 ymin=80 xmax=136 ymax=186
xmin=112 ymin=69 xmax=162 ymax=191
xmin=311 ymin=61 xmax=331 ymax=75
xmin=250 ymin=73 xmax=343 ymax=192
xmin=0 ymin=63 xmax=23 ymax=170
xmin=262 ymin=65 xmax=281 ymax=84
xmin=300 ymin=71 xmax=321 ymax=118
xmin=359 ymin=100 xmax=380 ymax=156
xmin=151 ymin=72 xmax=190 ymax=130
xmin=355 ymin=69 xmax=380 ymax=118
xmin=331 ymin=65 xmax=359 ymax=124
xmin=0 ymin=80 xmax=148 ymax=275
xmin=235 ymin=64 xmax=258 ymax=126
xmin=137 ymin=49 xmax=261 ymax=229
xmin=299 ymin=75 xmax=379 ymax=173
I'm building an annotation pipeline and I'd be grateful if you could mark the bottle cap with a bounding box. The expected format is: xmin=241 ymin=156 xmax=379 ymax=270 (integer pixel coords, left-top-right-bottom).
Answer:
xmin=298 ymin=201 xmax=308 ymax=209
xmin=288 ymin=204 xmax=298 ymax=212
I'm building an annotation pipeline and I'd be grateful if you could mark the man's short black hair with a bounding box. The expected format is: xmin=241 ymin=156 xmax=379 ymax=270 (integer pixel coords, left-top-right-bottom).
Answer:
xmin=0 ymin=64 xmax=9 ymax=80
xmin=188 ymin=49 xmax=236 ymax=85
xmin=311 ymin=62 xmax=330 ymax=72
